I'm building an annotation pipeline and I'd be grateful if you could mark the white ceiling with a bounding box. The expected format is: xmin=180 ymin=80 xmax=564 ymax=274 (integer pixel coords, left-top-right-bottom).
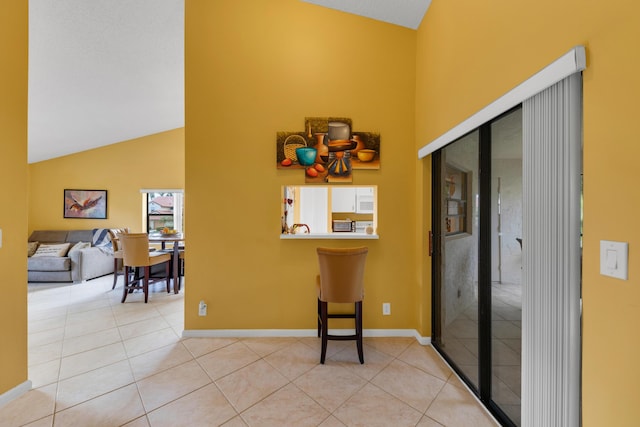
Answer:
xmin=27 ymin=0 xmax=430 ymax=163
xmin=301 ymin=0 xmax=431 ymax=30
xmin=28 ymin=0 xmax=185 ymax=163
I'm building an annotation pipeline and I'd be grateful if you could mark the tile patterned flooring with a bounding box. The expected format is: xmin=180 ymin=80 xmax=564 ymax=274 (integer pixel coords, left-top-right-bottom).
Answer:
xmin=0 ymin=276 xmax=498 ymax=426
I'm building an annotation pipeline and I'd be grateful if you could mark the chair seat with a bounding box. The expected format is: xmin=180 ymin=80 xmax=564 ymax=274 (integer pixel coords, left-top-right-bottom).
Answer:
xmin=148 ymin=252 xmax=171 ymax=264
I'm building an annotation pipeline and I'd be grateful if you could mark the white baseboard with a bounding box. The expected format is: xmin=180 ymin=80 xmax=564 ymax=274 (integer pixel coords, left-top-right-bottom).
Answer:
xmin=182 ymin=328 xmax=431 ymax=345
xmin=0 ymin=380 xmax=31 ymax=409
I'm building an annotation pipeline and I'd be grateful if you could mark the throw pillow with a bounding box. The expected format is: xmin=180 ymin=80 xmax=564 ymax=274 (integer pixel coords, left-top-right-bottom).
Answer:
xmin=32 ymin=243 xmax=71 ymax=257
xmin=68 ymin=241 xmax=91 ymax=254
xmin=27 ymin=241 xmax=39 ymax=257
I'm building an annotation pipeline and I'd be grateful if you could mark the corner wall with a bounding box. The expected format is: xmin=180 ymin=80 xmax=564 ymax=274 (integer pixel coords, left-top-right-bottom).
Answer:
xmin=415 ymin=1 xmax=640 ymax=424
xmin=185 ymin=0 xmax=420 ymax=332
xmin=0 ymin=0 xmax=28 ymax=396
xmin=28 ymin=128 xmax=184 ymax=234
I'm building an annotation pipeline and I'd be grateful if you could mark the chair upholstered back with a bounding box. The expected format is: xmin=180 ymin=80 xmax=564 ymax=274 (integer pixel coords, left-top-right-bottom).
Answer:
xmin=118 ymin=233 xmax=154 ymax=267
xmin=109 ymin=228 xmax=130 ymax=252
xmin=317 ymin=247 xmax=368 ymax=303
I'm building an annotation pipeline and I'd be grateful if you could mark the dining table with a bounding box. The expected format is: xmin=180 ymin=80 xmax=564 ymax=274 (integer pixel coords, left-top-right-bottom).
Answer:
xmin=148 ymin=233 xmax=185 ymax=294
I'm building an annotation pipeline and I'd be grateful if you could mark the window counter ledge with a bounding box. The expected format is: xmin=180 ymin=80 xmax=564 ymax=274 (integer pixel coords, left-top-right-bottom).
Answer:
xmin=280 ymin=233 xmax=379 ymax=240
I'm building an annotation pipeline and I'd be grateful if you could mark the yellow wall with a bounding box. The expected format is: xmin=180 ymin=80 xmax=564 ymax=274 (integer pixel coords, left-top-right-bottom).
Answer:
xmin=416 ymin=1 xmax=640 ymax=425
xmin=185 ymin=0 xmax=420 ymax=331
xmin=10 ymin=0 xmax=633 ymax=421
xmin=0 ymin=0 xmax=28 ymax=395
xmin=29 ymin=128 xmax=185 ymax=234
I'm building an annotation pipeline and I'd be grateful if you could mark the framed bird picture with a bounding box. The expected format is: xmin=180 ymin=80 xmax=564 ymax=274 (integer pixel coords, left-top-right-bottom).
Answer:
xmin=63 ymin=189 xmax=107 ymax=219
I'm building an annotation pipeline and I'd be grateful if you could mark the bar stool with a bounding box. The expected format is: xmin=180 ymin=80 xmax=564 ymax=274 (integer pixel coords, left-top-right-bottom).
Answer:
xmin=316 ymin=246 xmax=368 ymax=364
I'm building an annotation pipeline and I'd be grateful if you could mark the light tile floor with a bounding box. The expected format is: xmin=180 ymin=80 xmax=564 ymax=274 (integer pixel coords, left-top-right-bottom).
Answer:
xmin=441 ymin=282 xmax=521 ymax=425
xmin=1 ymin=275 xmax=499 ymax=427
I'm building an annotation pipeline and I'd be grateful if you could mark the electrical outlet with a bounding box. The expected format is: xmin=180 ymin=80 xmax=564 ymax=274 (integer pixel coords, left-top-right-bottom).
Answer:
xmin=382 ymin=303 xmax=391 ymax=315
xmin=198 ymin=300 xmax=207 ymax=316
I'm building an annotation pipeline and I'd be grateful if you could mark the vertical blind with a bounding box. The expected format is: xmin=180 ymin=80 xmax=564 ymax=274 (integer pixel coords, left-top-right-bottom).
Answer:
xmin=522 ymin=72 xmax=582 ymax=427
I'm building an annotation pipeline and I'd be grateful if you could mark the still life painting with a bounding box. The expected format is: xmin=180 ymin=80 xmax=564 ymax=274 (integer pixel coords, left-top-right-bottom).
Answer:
xmin=276 ymin=117 xmax=380 ymax=183
xmin=63 ymin=189 xmax=107 ymax=219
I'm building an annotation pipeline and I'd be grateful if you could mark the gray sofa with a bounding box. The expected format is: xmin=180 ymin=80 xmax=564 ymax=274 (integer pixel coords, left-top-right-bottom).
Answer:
xmin=28 ymin=230 xmax=114 ymax=283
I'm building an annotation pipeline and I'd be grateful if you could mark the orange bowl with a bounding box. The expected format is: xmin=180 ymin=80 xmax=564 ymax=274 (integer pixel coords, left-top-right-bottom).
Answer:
xmin=357 ymin=149 xmax=376 ymax=162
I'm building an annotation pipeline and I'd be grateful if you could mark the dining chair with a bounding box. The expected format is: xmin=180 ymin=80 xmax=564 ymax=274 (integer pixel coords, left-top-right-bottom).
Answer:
xmin=109 ymin=228 xmax=130 ymax=290
xmin=316 ymin=246 xmax=368 ymax=364
xmin=157 ymin=245 xmax=185 ymax=293
xmin=117 ymin=233 xmax=171 ymax=303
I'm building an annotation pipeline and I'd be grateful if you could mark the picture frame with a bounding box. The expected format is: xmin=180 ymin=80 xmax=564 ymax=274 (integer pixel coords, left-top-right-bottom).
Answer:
xmin=63 ymin=189 xmax=108 ymax=219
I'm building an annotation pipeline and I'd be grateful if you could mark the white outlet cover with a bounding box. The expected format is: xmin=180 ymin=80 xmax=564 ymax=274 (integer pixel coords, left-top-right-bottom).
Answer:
xmin=600 ymin=240 xmax=628 ymax=280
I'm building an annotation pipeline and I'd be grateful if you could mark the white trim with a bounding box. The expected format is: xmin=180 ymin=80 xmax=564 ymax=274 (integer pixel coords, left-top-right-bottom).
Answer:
xmin=280 ymin=233 xmax=379 ymax=240
xmin=417 ymin=46 xmax=586 ymax=158
xmin=182 ymin=328 xmax=431 ymax=344
xmin=0 ymin=380 xmax=31 ymax=409
xmin=140 ymin=188 xmax=183 ymax=193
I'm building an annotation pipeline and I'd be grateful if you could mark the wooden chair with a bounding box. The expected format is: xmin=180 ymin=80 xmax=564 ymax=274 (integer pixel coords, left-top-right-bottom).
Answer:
xmin=316 ymin=246 xmax=368 ymax=364
xmin=109 ymin=228 xmax=130 ymax=290
xmin=118 ymin=233 xmax=171 ymax=303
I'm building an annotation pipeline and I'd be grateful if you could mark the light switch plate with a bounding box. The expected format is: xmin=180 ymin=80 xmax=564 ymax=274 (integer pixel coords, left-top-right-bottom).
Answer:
xmin=600 ymin=240 xmax=628 ymax=280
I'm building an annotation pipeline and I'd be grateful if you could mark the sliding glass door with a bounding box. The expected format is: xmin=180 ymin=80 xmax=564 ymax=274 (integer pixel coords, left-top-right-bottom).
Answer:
xmin=433 ymin=107 xmax=522 ymax=426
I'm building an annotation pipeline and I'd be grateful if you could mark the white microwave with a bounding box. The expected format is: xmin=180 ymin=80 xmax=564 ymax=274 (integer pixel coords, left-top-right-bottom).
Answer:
xmin=356 ymin=194 xmax=374 ymax=214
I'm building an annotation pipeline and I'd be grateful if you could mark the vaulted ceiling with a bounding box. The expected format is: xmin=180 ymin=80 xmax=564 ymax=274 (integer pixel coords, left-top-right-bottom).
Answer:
xmin=27 ymin=0 xmax=431 ymax=163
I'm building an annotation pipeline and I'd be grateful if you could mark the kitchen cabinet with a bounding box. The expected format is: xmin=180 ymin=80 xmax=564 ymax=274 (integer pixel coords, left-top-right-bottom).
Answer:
xmin=331 ymin=188 xmax=356 ymax=212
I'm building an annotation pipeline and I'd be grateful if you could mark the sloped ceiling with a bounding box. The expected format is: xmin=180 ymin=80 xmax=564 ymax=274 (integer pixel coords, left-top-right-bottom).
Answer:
xmin=301 ymin=0 xmax=431 ymax=30
xmin=28 ymin=0 xmax=184 ymax=163
xmin=27 ymin=0 xmax=430 ymax=163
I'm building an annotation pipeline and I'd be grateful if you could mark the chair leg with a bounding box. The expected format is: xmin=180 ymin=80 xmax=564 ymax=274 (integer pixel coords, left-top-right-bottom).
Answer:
xmin=355 ymin=301 xmax=364 ymax=364
xmin=112 ymin=259 xmax=119 ymax=290
xmin=320 ymin=301 xmax=328 ymax=364
xmin=143 ymin=266 xmax=150 ymax=303
xmin=317 ymin=298 xmax=321 ymax=338
xmin=165 ymin=259 xmax=171 ymax=293
xmin=121 ymin=265 xmax=129 ymax=303
xmin=165 ymin=261 xmax=171 ymax=293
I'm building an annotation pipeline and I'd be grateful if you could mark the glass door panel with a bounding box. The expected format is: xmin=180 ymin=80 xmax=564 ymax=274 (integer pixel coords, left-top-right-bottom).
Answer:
xmin=490 ymin=109 xmax=522 ymax=425
xmin=438 ymin=130 xmax=480 ymax=389
xmin=433 ymin=106 xmax=522 ymax=426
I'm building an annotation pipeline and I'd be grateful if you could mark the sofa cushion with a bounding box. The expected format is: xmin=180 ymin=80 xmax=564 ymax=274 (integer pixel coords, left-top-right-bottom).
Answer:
xmin=68 ymin=241 xmax=91 ymax=254
xmin=67 ymin=230 xmax=94 ymax=244
xmin=28 ymin=256 xmax=71 ymax=272
xmin=32 ymin=243 xmax=71 ymax=257
xmin=29 ymin=230 xmax=68 ymax=243
xmin=28 ymin=241 xmax=39 ymax=257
